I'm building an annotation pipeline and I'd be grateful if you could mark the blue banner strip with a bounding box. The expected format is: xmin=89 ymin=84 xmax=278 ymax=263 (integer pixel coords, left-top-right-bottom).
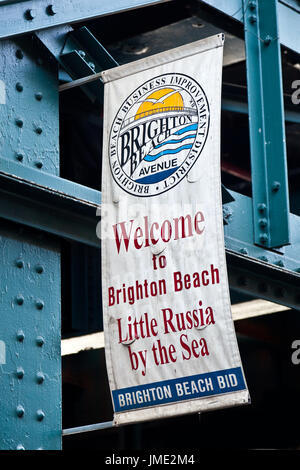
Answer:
xmin=112 ymin=367 xmax=246 ymax=412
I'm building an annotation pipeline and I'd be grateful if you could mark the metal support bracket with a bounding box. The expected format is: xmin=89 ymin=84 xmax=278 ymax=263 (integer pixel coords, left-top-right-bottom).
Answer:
xmin=243 ymin=0 xmax=290 ymax=249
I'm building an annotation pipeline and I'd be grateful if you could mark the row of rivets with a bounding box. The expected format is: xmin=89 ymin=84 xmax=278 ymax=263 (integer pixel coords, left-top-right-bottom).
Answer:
xmin=15 ymin=260 xmax=44 ymax=273
xmin=15 ymin=297 xmax=45 ymax=309
xmin=15 ymin=155 xmax=43 ymax=168
xmin=16 ymin=406 xmax=45 ymax=421
xmin=16 ymin=331 xmax=45 ymax=346
xmin=16 ymin=369 xmax=45 ymax=384
xmin=25 ymin=5 xmax=56 ymax=20
xmin=15 ymin=84 xmax=43 ymax=101
xmin=15 ymin=119 xmax=43 ymax=134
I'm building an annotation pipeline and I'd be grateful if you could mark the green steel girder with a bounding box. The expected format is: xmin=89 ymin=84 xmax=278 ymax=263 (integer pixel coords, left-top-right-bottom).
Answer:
xmin=36 ymin=26 xmax=118 ymax=104
xmin=200 ymin=0 xmax=300 ymax=55
xmin=0 ymin=32 xmax=62 ymax=449
xmin=243 ymin=0 xmax=290 ymax=249
xmin=0 ymin=0 xmax=171 ymax=40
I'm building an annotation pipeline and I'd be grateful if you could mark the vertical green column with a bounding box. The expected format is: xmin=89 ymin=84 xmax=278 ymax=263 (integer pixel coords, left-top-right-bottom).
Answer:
xmin=0 ymin=35 xmax=61 ymax=449
xmin=243 ymin=0 xmax=290 ymax=248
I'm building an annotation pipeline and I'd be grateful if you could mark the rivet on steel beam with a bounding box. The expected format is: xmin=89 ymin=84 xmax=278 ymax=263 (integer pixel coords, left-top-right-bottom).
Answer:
xmin=249 ymin=0 xmax=256 ymax=10
xmin=88 ymin=62 xmax=96 ymax=70
xmin=16 ymin=330 xmax=25 ymax=342
xmin=16 ymin=259 xmax=24 ymax=268
xmin=15 ymin=118 xmax=23 ymax=128
xmin=249 ymin=15 xmax=257 ymax=23
xmin=78 ymin=50 xmax=86 ymax=58
xmin=16 ymin=295 xmax=24 ymax=306
xmin=259 ymin=233 xmax=268 ymax=244
xmin=36 ymin=409 xmax=45 ymax=421
xmin=36 ymin=300 xmax=44 ymax=310
xmin=36 ymin=372 xmax=45 ymax=384
xmin=16 ymin=367 xmax=25 ymax=379
xmin=259 ymin=218 xmax=268 ymax=228
xmin=275 ymin=259 xmax=284 ymax=267
xmin=35 ymin=265 xmax=44 ymax=274
xmin=272 ymin=181 xmax=281 ymax=192
xmin=46 ymin=4 xmax=57 ymax=15
xmin=264 ymin=35 xmax=272 ymax=46
xmin=35 ymin=161 xmax=43 ymax=169
xmin=16 ymin=405 xmax=25 ymax=417
xmin=36 ymin=336 xmax=45 ymax=347
xmin=35 ymin=92 xmax=43 ymax=101
xmin=35 ymin=127 xmax=43 ymax=135
xmin=16 ymin=444 xmax=25 ymax=450
xmin=25 ymin=9 xmax=36 ymax=20
xmin=240 ymin=248 xmax=248 ymax=255
xmin=15 ymin=83 xmax=23 ymax=92
xmin=15 ymin=49 xmax=23 ymax=59
xmin=257 ymin=203 xmax=266 ymax=213
xmin=259 ymin=255 xmax=268 ymax=262
xmin=16 ymin=153 xmax=24 ymax=162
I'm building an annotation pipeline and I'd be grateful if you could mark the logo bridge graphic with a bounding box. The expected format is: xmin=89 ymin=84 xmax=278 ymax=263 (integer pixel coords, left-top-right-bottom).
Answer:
xmin=121 ymin=106 xmax=197 ymax=131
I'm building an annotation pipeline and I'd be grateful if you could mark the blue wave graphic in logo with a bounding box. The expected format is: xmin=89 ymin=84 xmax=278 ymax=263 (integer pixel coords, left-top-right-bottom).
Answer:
xmin=144 ymin=144 xmax=193 ymax=163
xmin=174 ymin=123 xmax=198 ymax=135
xmin=153 ymin=133 xmax=196 ymax=150
xmin=143 ymin=123 xmax=198 ymax=163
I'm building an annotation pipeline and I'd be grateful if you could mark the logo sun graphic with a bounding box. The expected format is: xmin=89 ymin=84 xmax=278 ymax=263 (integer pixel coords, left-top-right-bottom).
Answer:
xmin=135 ymin=88 xmax=184 ymax=121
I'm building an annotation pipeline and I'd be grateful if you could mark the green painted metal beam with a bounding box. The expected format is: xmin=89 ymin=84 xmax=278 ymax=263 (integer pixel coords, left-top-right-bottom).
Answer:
xmin=0 ymin=0 xmax=171 ymax=40
xmin=243 ymin=0 xmax=290 ymax=249
xmin=201 ymin=0 xmax=300 ymax=55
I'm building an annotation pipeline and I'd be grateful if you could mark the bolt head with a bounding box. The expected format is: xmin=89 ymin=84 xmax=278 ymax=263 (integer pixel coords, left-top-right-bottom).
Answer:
xmin=16 ymin=153 xmax=24 ymax=162
xmin=259 ymin=218 xmax=268 ymax=228
xmin=35 ymin=161 xmax=43 ymax=169
xmin=46 ymin=4 xmax=57 ymax=15
xmin=16 ymin=405 xmax=25 ymax=417
xmin=16 ymin=82 xmax=23 ymax=92
xmin=16 ymin=49 xmax=23 ymax=59
xmin=16 ymin=295 xmax=24 ymax=306
xmin=35 ymin=127 xmax=43 ymax=135
xmin=15 ymin=118 xmax=23 ymax=128
xmin=16 ymin=330 xmax=25 ymax=342
xmin=257 ymin=203 xmax=266 ymax=213
xmin=259 ymin=233 xmax=268 ymax=243
xmin=16 ymin=259 xmax=24 ymax=268
xmin=25 ymin=9 xmax=36 ymax=20
xmin=249 ymin=14 xmax=257 ymax=23
xmin=36 ymin=409 xmax=45 ymax=421
xmin=35 ymin=92 xmax=43 ymax=101
xmin=35 ymin=264 xmax=44 ymax=274
xmin=36 ymin=300 xmax=44 ymax=310
xmin=272 ymin=181 xmax=281 ymax=192
xmin=16 ymin=367 xmax=25 ymax=379
xmin=36 ymin=372 xmax=45 ymax=384
xmin=36 ymin=336 xmax=45 ymax=347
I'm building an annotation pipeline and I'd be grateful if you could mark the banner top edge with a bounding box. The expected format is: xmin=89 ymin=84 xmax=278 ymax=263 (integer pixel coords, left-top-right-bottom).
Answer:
xmin=101 ymin=33 xmax=224 ymax=84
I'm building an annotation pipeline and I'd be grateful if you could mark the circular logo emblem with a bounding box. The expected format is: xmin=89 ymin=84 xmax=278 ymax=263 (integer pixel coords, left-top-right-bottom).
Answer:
xmin=109 ymin=73 xmax=210 ymax=197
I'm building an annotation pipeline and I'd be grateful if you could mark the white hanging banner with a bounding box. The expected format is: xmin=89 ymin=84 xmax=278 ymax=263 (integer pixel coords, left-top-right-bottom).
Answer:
xmin=101 ymin=34 xmax=250 ymax=426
